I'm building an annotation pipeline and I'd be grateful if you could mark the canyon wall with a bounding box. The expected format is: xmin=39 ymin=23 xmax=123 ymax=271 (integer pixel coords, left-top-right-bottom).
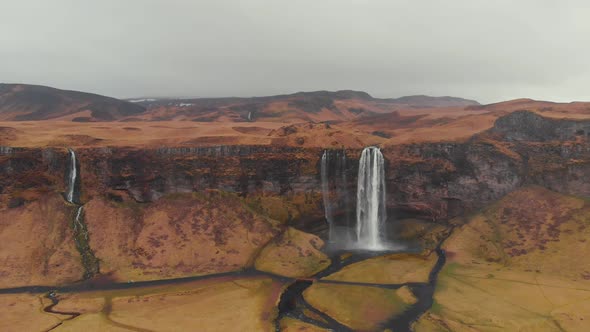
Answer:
xmin=2 ymin=111 xmax=590 ymax=287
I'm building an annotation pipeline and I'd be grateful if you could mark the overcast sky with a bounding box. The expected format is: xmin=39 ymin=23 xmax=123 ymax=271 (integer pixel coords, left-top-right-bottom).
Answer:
xmin=1 ymin=1 xmax=589 ymax=103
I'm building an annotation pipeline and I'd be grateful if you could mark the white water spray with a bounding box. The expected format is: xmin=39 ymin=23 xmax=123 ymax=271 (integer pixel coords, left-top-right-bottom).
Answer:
xmin=356 ymin=147 xmax=387 ymax=250
xmin=66 ymin=148 xmax=77 ymax=203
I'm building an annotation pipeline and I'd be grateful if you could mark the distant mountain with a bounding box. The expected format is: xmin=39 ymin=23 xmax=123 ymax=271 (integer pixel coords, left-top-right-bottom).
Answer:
xmin=0 ymin=84 xmax=145 ymax=121
xmin=0 ymin=84 xmax=479 ymax=123
xmin=128 ymin=90 xmax=480 ymax=123
xmin=383 ymin=95 xmax=480 ymax=108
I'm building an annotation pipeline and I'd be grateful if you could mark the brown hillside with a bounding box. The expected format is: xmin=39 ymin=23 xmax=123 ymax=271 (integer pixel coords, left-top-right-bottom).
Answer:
xmin=0 ymin=84 xmax=145 ymax=121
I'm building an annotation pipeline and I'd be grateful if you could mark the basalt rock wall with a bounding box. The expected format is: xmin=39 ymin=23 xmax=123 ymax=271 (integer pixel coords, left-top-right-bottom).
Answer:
xmin=2 ymin=138 xmax=590 ymax=225
xmin=3 ymin=111 xmax=590 ymax=287
xmin=2 ymin=112 xmax=590 ymax=228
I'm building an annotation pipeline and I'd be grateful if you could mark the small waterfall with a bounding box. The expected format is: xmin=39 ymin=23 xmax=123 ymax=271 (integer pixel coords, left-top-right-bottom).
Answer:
xmin=356 ymin=147 xmax=387 ymax=250
xmin=341 ymin=150 xmax=352 ymax=231
xmin=70 ymin=205 xmax=99 ymax=279
xmin=64 ymin=148 xmax=99 ymax=279
xmin=73 ymin=206 xmax=85 ymax=234
xmin=66 ymin=148 xmax=77 ymax=203
xmin=321 ymin=149 xmax=351 ymax=242
xmin=321 ymin=151 xmax=334 ymax=240
xmin=0 ymin=146 xmax=14 ymax=155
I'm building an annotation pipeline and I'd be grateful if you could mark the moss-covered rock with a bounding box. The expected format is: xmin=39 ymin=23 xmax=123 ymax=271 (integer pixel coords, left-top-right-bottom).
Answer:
xmin=255 ymin=227 xmax=330 ymax=278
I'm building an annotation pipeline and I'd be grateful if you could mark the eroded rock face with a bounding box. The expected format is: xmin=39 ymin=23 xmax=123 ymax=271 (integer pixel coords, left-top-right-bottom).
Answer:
xmin=2 ymin=136 xmax=590 ymax=228
xmin=491 ymin=110 xmax=590 ymax=141
xmin=0 ymin=147 xmax=67 ymax=208
xmin=383 ymin=142 xmax=523 ymax=221
xmin=77 ymin=146 xmax=317 ymax=202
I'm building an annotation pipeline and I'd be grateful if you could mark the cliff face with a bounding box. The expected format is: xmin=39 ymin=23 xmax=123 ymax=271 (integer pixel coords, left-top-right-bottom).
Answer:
xmin=384 ymin=142 xmax=523 ymax=221
xmin=2 ymin=119 xmax=590 ymax=225
xmin=490 ymin=110 xmax=590 ymax=141
xmin=1 ymin=111 xmax=590 ymax=287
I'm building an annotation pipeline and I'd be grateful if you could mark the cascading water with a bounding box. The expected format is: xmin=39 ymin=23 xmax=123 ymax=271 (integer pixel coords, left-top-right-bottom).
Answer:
xmin=321 ymin=151 xmax=334 ymax=241
xmin=64 ymin=147 xmax=99 ymax=279
xmin=66 ymin=148 xmax=77 ymax=204
xmin=321 ymin=149 xmax=351 ymax=243
xmin=73 ymin=206 xmax=84 ymax=233
xmin=356 ymin=146 xmax=387 ymax=250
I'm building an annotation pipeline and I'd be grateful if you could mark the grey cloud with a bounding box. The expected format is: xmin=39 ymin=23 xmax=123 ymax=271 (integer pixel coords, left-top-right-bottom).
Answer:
xmin=1 ymin=0 xmax=589 ymax=103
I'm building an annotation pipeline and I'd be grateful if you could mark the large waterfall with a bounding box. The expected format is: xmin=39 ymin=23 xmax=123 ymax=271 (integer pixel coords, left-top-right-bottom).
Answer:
xmin=356 ymin=147 xmax=387 ymax=250
xmin=66 ymin=148 xmax=78 ymax=204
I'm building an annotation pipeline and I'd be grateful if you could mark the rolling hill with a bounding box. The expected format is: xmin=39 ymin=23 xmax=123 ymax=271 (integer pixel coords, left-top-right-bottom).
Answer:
xmin=0 ymin=84 xmax=145 ymax=121
xmin=0 ymin=84 xmax=481 ymax=123
xmin=128 ymin=90 xmax=480 ymax=123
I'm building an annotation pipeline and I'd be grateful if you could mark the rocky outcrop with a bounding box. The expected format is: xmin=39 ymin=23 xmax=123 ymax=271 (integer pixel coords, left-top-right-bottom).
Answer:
xmin=383 ymin=142 xmax=523 ymax=221
xmin=0 ymin=147 xmax=66 ymax=208
xmin=490 ymin=110 xmax=590 ymax=141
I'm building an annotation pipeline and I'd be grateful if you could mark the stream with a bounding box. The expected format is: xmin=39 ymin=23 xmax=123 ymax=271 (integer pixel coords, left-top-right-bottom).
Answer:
xmin=0 ymin=241 xmax=448 ymax=332
xmin=0 ymin=253 xmax=448 ymax=332
xmin=42 ymin=291 xmax=81 ymax=331
xmin=6 ymin=146 xmax=452 ymax=332
xmin=275 ymin=244 xmax=448 ymax=332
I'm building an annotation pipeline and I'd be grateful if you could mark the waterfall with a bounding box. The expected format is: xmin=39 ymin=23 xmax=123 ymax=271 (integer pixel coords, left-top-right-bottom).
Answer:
xmin=73 ymin=206 xmax=90 ymax=242
xmin=73 ymin=206 xmax=84 ymax=232
xmin=341 ymin=150 xmax=352 ymax=231
xmin=321 ymin=149 xmax=351 ymax=243
xmin=70 ymin=204 xmax=99 ymax=279
xmin=66 ymin=148 xmax=77 ymax=203
xmin=321 ymin=151 xmax=334 ymax=240
xmin=63 ymin=148 xmax=99 ymax=278
xmin=356 ymin=147 xmax=387 ymax=250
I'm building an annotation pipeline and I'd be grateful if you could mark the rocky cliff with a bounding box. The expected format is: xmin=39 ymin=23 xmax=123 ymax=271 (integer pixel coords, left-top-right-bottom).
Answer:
xmin=1 ymin=111 xmax=590 ymax=287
